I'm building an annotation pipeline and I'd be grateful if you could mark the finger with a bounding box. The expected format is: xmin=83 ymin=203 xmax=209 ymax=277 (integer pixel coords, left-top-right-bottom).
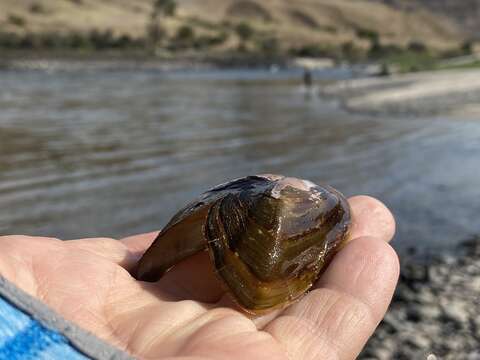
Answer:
xmin=65 ymin=237 xmax=140 ymax=270
xmin=120 ymin=231 xmax=223 ymax=301
xmin=160 ymin=196 xmax=396 ymax=303
xmin=264 ymin=236 xmax=399 ymax=360
xmin=157 ymin=250 xmax=223 ymax=302
xmin=120 ymin=231 xmax=159 ymax=256
xmin=66 ymin=232 xmax=159 ymax=272
xmin=348 ymin=195 xmax=396 ymax=243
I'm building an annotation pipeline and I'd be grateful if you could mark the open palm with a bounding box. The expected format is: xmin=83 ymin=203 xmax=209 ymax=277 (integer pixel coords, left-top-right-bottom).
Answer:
xmin=0 ymin=196 xmax=398 ymax=360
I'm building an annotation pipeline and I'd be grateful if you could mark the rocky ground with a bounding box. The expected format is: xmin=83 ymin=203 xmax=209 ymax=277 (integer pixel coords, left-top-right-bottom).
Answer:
xmin=360 ymin=237 xmax=480 ymax=359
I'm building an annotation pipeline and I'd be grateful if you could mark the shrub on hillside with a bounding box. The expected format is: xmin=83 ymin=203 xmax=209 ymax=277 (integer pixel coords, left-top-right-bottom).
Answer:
xmin=408 ymin=41 xmax=428 ymax=53
xmin=29 ymin=3 xmax=47 ymax=14
xmin=176 ymin=26 xmax=195 ymax=42
xmin=0 ymin=32 xmax=21 ymax=48
xmin=341 ymin=41 xmax=365 ymax=62
xmin=88 ymin=29 xmax=115 ymax=49
xmin=461 ymin=41 xmax=473 ymax=55
xmin=235 ymin=22 xmax=254 ymax=43
xmin=356 ymin=27 xmax=379 ymax=44
xmin=257 ymin=37 xmax=279 ymax=55
xmin=168 ymin=25 xmax=196 ymax=50
xmin=7 ymin=14 xmax=26 ymax=27
xmin=0 ymin=31 xmax=142 ymax=51
xmin=147 ymin=22 xmax=167 ymax=45
xmin=368 ymin=42 xmax=403 ymax=59
xmin=193 ymin=32 xmax=229 ymax=50
xmin=153 ymin=0 xmax=177 ymax=17
xmin=289 ymin=44 xmax=337 ymax=58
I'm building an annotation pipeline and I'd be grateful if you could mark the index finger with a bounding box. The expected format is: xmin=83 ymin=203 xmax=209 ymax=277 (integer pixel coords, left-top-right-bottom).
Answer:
xmin=347 ymin=195 xmax=396 ymax=243
xmin=120 ymin=231 xmax=159 ymax=256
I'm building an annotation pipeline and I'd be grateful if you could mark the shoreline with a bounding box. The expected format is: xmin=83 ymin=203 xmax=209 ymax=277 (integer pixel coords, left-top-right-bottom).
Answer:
xmin=5 ymin=54 xmax=480 ymax=119
xmin=0 ymin=51 xmax=294 ymax=72
xmin=322 ymin=68 xmax=480 ymax=117
xmin=361 ymin=237 xmax=480 ymax=359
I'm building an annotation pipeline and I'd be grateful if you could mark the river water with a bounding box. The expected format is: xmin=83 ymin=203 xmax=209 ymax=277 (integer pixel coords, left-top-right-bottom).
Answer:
xmin=0 ymin=67 xmax=479 ymax=254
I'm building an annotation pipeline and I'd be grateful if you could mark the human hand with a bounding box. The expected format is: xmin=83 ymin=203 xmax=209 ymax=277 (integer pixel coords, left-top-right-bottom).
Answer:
xmin=0 ymin=196 xmax=398 ymax=360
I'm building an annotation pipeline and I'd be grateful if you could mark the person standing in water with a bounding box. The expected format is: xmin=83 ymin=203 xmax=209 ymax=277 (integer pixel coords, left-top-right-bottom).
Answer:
xmin=303 ymin=68 xmax=313 ymax=88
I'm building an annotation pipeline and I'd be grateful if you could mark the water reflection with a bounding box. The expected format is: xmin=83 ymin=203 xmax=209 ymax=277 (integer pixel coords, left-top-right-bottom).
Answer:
xmin=0 ymin=68 xmax=479 ymax=254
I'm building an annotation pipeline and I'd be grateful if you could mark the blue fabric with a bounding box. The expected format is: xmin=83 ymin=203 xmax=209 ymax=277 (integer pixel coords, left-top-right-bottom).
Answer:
xmin=0 ymin=296 xmax=89 ymax=359
xmin=0 ymin=296 xmax=31 ymax=348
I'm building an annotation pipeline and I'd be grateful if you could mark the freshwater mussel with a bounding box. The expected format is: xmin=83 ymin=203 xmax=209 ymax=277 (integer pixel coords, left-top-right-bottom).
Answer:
xmin=136 ymin=175 xmax=352 ymax=313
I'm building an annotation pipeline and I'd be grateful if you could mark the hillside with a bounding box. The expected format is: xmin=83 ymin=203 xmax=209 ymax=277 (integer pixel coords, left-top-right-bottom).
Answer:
xmin=420 ymin=0 xmax=480 ymax=38
xmin=0 ymin=0 xmax=467 ymax=54
xmin=374 ymin=0 xmax=480 ymax=39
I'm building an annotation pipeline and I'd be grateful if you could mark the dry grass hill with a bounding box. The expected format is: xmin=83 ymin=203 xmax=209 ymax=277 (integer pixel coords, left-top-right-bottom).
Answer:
xmin=373 ymin=0 xmax=480 ymax=39
xmin=0 ymin=0 xmax=467 ymax=53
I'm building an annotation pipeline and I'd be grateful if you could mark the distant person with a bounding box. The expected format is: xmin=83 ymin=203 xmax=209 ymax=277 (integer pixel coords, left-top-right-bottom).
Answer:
xmin=378 ymin=63 xmax=391 ymax=77
xmin=0 ymin=195 xmax=398 ymax=359
xmin=303 ymin=69 xmax=313 ymax=88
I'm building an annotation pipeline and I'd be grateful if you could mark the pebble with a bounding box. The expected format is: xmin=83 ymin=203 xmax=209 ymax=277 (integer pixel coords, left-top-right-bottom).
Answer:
xmin=472 ymin=317 xmax=480 ymax=337
xmin=468 ymin=352 xmax=480 ymax=360
xmin=441 ymin=300 xmax=470 ymax=325
xmin=416 ymin=288 xmax=437 ymax=304
xmin=428 ymin=266 xmax=448 ymax=285
xmin=403 ymin=333 xmax=431 ymax=349
xmin=468 ymin=277 xmax=480 ymax=292
xmin=371 ymin=348 xmax=392 ymax=360
xmin=413 ymin=304 xmax=441 ymax=320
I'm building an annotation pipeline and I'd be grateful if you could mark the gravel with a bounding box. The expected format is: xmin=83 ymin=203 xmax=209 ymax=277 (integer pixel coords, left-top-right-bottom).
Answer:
xmin=360 ymin=237 xmax=480 ymax=359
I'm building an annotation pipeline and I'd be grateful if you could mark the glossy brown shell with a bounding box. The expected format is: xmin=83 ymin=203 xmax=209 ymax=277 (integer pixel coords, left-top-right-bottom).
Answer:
xmin=135 ymin=175 xmax=351 ymax=313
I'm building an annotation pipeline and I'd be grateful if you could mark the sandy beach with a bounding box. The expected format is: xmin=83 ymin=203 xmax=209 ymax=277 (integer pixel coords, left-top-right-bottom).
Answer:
xmin=323 ymin=69 xmax=480 ymax=117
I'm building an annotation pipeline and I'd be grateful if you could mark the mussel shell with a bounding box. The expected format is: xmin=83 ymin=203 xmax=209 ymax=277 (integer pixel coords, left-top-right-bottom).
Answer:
xmin=135 ymin=175 xmax=351 ymax=313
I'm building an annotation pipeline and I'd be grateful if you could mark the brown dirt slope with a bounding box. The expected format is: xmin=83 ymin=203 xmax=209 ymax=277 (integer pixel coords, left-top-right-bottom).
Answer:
xmin=372 ymin=0 xmax=480 ymax=39
xmin=0 ymin=0 xmax=465 ymax=50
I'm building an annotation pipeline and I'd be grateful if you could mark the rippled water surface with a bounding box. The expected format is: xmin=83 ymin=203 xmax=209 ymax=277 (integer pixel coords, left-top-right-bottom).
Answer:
xmin=1 ymin=67 xmax=479 ymax=254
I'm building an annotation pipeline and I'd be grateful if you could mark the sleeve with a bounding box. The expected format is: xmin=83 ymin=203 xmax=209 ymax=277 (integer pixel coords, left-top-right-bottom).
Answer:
xmin=0 ymin=276 xmax=133 ymax=360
